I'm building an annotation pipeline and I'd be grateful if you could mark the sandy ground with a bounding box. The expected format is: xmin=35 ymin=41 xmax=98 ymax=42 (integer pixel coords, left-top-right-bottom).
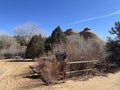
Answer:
xmin=0 ymin=59 xmax=120 ymax=90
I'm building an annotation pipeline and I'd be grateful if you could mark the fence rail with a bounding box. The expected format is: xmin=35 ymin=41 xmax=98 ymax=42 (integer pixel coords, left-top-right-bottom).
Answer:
xmin=66 ymin=69 xmax=94 ymax=74
xmin=67 ymin=60 xmax=98 ymax=64
xmin=65 ymin=60 xmax=98 ymax=74
xmin=62 ymin=60 xmax=99 ymax=80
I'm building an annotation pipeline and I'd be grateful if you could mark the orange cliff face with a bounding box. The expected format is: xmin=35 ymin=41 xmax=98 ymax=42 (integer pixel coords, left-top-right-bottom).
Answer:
xmin=64 ymin=28 xmax=105 ymax=45
xmin=64 ymin=29 xmax=79 ymax=36
xmin=80 ymin=28 xmax=105 ymax=44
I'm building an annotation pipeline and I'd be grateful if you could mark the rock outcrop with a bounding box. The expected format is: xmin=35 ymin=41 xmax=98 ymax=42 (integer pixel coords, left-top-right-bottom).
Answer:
xmin=64 ymin=27 xmax=105 ymax=44
xmin=64 ymin=29 xmax=78 ymax=36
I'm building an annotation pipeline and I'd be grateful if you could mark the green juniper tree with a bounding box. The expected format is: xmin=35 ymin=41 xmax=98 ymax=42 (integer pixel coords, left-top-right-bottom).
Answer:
xmin=106 ymin=21 xmax=120 ymax=66
xmin=44 ymin=26 xmax=67 ymax=52
xmin=25 ymin=35 xmax=45 ymax=59
xmin=44 ymin=36 xmax=52 ymax=52
xmin=51 ymin=26 xmax=67 ymax=44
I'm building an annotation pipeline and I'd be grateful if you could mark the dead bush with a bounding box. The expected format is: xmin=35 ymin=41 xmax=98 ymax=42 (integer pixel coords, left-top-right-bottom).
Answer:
xmin=34 ymin=53 xmax=59 ymax=84
xmin=65 ymin=35 xmax=107 ymax=77
xmin=34 ymin=35 xmax=108 ymax=83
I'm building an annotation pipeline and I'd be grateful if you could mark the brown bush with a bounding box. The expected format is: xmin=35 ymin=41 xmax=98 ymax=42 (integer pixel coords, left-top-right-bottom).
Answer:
xmin=66 ymin=35 xmax=106 ymax=61
xmin=34 ymin=35 xmax=108 ymax=84
xmin=64 ymin=35 xmax=107 ymax=77
xmin=35 ymin=53 xmax=60 ymax=84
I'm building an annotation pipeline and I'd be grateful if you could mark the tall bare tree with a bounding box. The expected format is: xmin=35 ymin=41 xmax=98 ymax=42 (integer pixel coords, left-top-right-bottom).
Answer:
xmin=14 ymin=22 xmax=43 ymax=46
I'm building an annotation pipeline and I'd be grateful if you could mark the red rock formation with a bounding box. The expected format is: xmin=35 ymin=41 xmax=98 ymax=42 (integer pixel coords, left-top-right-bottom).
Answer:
xmin=64 ymin=29 xmax=78 ymax=36
xmin=64 ymin=28 xmax=105 ymax=44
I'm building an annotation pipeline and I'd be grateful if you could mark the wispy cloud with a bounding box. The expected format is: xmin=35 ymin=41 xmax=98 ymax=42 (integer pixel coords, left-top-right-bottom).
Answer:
xmin=68 ymin=10 xmax=120 ymax=25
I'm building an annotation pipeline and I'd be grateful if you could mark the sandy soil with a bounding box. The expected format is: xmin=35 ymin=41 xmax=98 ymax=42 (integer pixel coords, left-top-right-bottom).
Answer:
xmin=0 ymin=59 xmax=120 ymax=90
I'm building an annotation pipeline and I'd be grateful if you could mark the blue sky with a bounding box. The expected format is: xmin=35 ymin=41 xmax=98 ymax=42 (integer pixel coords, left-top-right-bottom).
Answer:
xmin=0 ymin=0 xmax=120 ymax=40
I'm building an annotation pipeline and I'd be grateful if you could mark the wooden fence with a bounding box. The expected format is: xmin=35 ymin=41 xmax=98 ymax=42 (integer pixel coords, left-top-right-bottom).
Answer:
xmin=59 ymin=60 xmax=98 ymax=80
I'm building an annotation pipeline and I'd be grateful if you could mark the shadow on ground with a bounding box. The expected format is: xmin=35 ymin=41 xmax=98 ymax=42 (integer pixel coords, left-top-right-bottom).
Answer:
xmin=6 ymin=59 xmax=34 ymax=62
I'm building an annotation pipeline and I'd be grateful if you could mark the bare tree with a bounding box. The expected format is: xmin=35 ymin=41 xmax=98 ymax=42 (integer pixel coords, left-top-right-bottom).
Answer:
xmin=0 ymin=33 xmax=16 ymax=49
xmin=0 ymin=33 xmax=22 ymax=58
xmin=14 ymin=22 xmax=43 ymax=46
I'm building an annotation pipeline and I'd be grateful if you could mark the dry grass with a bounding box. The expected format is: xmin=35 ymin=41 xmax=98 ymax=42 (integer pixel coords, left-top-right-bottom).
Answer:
xmin=0 ymin=60 xmax=120 ymax=90
xmin=0 ymin=59 xmax=40 ymax=90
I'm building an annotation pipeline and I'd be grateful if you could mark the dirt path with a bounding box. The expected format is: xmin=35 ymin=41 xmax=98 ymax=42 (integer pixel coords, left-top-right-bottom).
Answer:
xmin=0 ymin=59 xmax=42 ymax=90
xmin=0 ymin=60 xmax=120 ymax=90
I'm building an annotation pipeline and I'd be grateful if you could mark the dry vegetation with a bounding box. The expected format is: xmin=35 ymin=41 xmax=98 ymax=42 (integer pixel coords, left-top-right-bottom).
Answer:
xmin=0 ymin=23 xmax=120 ymax=89
xmin=31 ymin=35 xmax=109 ymax=85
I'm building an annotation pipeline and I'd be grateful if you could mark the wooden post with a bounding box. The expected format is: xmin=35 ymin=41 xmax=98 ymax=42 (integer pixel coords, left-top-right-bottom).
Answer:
xmin=63 ymin=61 xmax=66 ymax=82
xmin=106 ymin=59 xmax=109 ymax=72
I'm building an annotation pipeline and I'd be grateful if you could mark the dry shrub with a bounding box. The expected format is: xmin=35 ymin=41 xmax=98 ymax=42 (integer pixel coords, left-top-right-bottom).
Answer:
xmin=65 ymin=35 xmax=107 ymax=76
xmin=66 ymin=35 xmax=106 ymax=62
xmin=35 ymin=35 xmax=107 ymax=82
xmin=0 ymin=34 xmax=26 ymax=59
xmin=42 ymin=35 xmax=107 ymax=78
xmin=35 ymin=52 xmax=59 ymax=83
